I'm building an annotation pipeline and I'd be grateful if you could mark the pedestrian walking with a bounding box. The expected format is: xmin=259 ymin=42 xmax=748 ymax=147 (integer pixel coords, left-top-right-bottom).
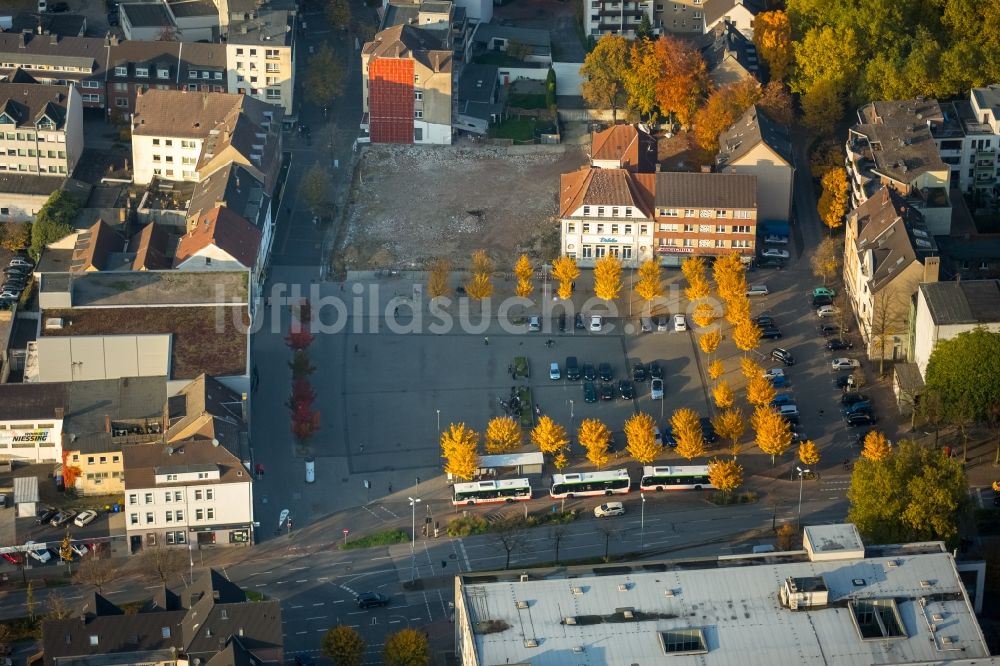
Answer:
xmin=354 ymin=344 xmax=359 ymax=353
xmin=484 ymin=336 xmax=489 ymax=345
xmin=394 ymin=306 xmax=399 ymax=316
xmin=388 ymin=483 xmax=393 ymax=493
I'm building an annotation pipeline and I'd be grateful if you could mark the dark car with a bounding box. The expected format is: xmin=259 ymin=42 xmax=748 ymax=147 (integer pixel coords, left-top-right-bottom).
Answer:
xmin=699 ymin=417 xmax=718 ymax=443
xmin=574 ymin=313 xmax=585 ymax=330
xmin=50 ymin=510 xmax=77 ymax=528
xmin=754 ymin=315 xmax=775 ymax=328
xmin=760 ymin=327 xmax=782 ymax=340
xmin=582 ymin=363 xmax=596 ymax=381
xmin=107 ymin=11 xmax=119 ymax=25
xmin=565 ymin=356 xmax=580 ymax=381
xmin=835 ymin=374 xmax=857 ymax=390
xmin=648 ymin=362 xmax=663 ymax=379
xmin=771 ymin=347 xmax=795 ymax=366
xmin=583 ymin=381 xmax=597 ymax=403
xmin=840 ymin=392 xmax=869 ymax=406
xmin=618 ymin=380 xmax=635 ymax=400
xmin=49 ymin=2 xmax=70 ymax=11
xmin=757 ymin=257 xmax=785 ymax=269
xmin=845 ymin=412 xmax=877 ymax=427
xmin=820 ymin=324 xmax=840 ymax=337
xmin=662 ymin=425 xmax=677 ymax=447
xmin=598 ymin=362 xmax=613 ymax=382
xmin=558 ymin=313 xmax=566 ymax=332
xmin=35 ymin=507 xmax=57 ymax=525
xmin=598 ymin=383 xmax=614 ymax=401
xmin=812 ymin=295 xmax=833 ymax=308
xmin=841 ymin=401 xmax=873 ymax=416
xmin=355 ymin=592 xmax=388 ymax=608
xmin=632 ymin=362 xmax=647 ymax=382
xmin=826 ymin=338 xmax=853 ymax=351
xmin=294 ymin=656 xmax=317 ymax=666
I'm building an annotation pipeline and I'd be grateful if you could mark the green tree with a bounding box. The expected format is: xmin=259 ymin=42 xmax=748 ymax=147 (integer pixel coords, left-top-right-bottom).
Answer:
xmin=325 ymin=0 xmax=351 ymax=30
xmin=384 ymin=627 xmax=430 ymax=666
xmin=30 ymin=190 xmax=79 ymax=259
xmin=300 ymin=163 xmax=332 ymax=214
xmin=924 ymin=328 xmax=1000 ymax=422
xmin=636 ymin=13 xmax=654 ymax=41
xmin=579 ymin=34 xmax=630 ymax=122
xmin=1 ymin=222 xmax=29 ymax=251
xmin=305 ymin=44 xmax=346 ymax=107
xmin=506 ymin=39 xmax=530 ymax=61
xmin=800 ymin=78 xmax=844 ymax=136
xmin=323 ymin=625 xmax=366 ymax=666
xmin=847 ymin=440 xmax=967 ymax=545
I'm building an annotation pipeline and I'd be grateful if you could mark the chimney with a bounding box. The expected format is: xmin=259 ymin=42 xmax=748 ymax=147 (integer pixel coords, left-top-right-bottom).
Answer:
xmin=923 ymin=255 xmax=940 ymax=284
xmin=54 ymin=407 xmax=64 ymax=420
xmin=104 ymin=415 xmax=111 ymax=432
xmin=18 ymin=32 xmax=26 ymax=48
xmin=49 ymin=33 xmax=59 ymax=45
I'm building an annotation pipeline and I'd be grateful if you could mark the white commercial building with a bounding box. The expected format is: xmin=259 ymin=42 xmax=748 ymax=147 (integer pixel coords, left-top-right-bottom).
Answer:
xmin=913 ymin=280 xmax=1000 ymax=378
xmin=455 ymin=524 xmax=991 ymax=666
xmin=0 ymin=383 xmax=66 ymax=463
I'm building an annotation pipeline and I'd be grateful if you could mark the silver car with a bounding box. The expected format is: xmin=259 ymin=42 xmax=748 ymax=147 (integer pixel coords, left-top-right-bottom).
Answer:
xmin=650 ymin=378 xmax=664 ymax=400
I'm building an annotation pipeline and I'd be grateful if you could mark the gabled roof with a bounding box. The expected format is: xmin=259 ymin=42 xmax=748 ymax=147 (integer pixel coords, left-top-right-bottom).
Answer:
xmin=0 ymin=82 xmax=70 ymax=129
xmin=188 ymin=163 xmax=269 ymax=230
xmin=702 ymin=0 xmax=767 ymax=26
xmin=850 ymin=186 xmax=936 ymax=292
xmin=130 ymin=222 xmax=172 ymax=271
xmin=6 ymin=67 xmax=39 ymax=84
xmin=70 ymin=219 xmax=126 ymax=273
xmin=591 ymin=124 xmax=657 ymax=173
xmin=165 ymin=373 xmax=245 ymax=456
xmin=716 ymin=104 xmax=792 ymax=168
xmin=0 ymin=33 xmax=105 ymax=79
xmin=122 ymin=439 xmax=250 ymax=489
xmin=559 ymin=168 xmax=655 ymax=217
xmin=363 ymin=24 xmax=452 ymax=72
xmin=654 ymin=172 xmax=757 ymax=209
xmin=697 ymin=20 xmax=763 ymax=84
xmin=175 ymin=206 xmax=262 ymax=269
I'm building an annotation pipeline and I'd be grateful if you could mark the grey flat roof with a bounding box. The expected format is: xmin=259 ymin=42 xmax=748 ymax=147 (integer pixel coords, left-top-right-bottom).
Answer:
xmin=919 ymin=280 xmax=1000 ymax=325
xmin=457 ymin=63 xmax=497 ymax=104
xmin=0 ymin=173 xmax=67 ymax=196
xmin=167 ymin=0 xmax=219 ymax=17
xmin=121 ymin=3 xmax=174 ymax=27
xmin=56 ymin=270 xmax=248 ymax=307
xmin=460 ymin=548 xmax=988 ymax=665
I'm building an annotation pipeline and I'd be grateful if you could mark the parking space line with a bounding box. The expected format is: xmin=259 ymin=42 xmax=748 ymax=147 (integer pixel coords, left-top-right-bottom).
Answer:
xmin=305 ymin=616 xmax=326 ymax=621
xmin=296 ymin=579 xmax=308 ymax=583
xmin=312 ymin=602 xmax=325 ymax=606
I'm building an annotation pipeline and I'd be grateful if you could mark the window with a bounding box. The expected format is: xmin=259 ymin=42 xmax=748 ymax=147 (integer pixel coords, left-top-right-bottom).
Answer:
xmin=207 ymin=508 xmax=215 ymax=519
xmin=202 ymin=71 xmax=210 ymax=79
xmin=89 ymin=635 xmax=99 ymax=646
xmin=715 ymin=210 xmax=727 ymax=218
xmin=87 ymin=456 xmax=95 ymax=464
xmin=621 ymin=247 xmax=632 ymax=259
xmin=414 ymin=90 xmax=423 ymax=101
xmin=581 ymin=245 xmax=593 ymax=258
xmin=214 ymin=72 xmax=222 ymax=80
xmin=715 ymin=225 xmax=726 ymax=234
xmin=165 ymin=511 xmax=172 ymax=523
xmin=181 ymin=140 xmax=195 ymax=148
xmin=81 ymin=80 xmax=99 ymax=88
xmin=206 ymin=489 xmax=213 ymax=500
xmin=611 ymin=224 xmax=619 ymax=234
xmin=683 ymin=224 xmax=696 ymax=232
xmin=266 ymin=63 xmax=280 ymax=73
xmin=415 ymin=109 xmax=423 ymax=119
xmin=266 ymin=88 xmax=281 ymax=99
xmin=146 ymin=512 xmax=154 ymax=524
xmin=166 ymin=474 xmax=177 ymax=481
xmin=114 ymin=66 xmax=127 ymax=76
xmin=175 ymin=531 xmax=185 ymax=544
xmin=639 ymin=225 xmax=648 ymax=235
xmin=72 ymin=454 xmax=79 ymax=462
xmin=582 ymin=206 xmax=590 ymax=215
xmin=175 ymin=510 xmax=184 ymax=521
xmin=266 ymin=48 xmax=279 ymax=59
xmin=189 ymin=71 xmax=198 ymax=79
xmin=612 ymin=208 xmax=619 ymax=217
xmin=732 ymin=225 xmax=751 ymax=234
xmin=196 ymin=509 xmax=204 ymax=520
xmin=130 ymin=513 xmax=139 ymax=525
xmin=158 ymin=68 xmax=169 ymax=79
xmin=135 ymin=67 xmax=148 ymax=78
xmin=732 ymin=239 xmax=751 ymax=248
xmin=582 ymin=223 xmax=591 ymax=233
xmin=682 ymin=238 xmax=695 ymax=247
xmin=129 ymin=493 xmax=137 ymax=505
xmin=144 ymin=493 xmax=153 ymax=503
xmin=164 ymin=140 xmax=172 ymax=146
xmin=733 ymin=210 xmax=751 ymax=219
xmin=99 ymin=456 xmax=106 ymax=464
xmin=112 ymin=82 xmax=127 ymax=92
xmin=195 ymin=490 xmax=202 ymax=500
xmin=147 ymin=534 xmax=156 ymax=546
xmin=113 ymin=455 xmax=119 ymax=463
xmin=414 ymin=128 xmax=423 ymax=141
xmin=236 ymin=48 xmax=244 ymax=55
xmin=566 ymin=222 xmax=576 ymax=233
xmin=597 ymin=207 xmax=605 ymax=217
xmin=164 ymin=492 xmax=171 ymax=503
xmin=624 ymin=225 xmax=632 ymax=235
xmin=115 ymin=97 xmax=128 ymax=108
xmin=174 ymin=491 xmax=182 ymax=501
xmin=250 ymin=49 xmax=257 ymax=55
xmin=152 ymin=154 xmax=161 ymax=162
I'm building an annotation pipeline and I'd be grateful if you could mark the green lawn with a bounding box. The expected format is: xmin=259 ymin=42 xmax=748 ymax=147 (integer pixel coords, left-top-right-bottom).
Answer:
xmin=508 ymin=93 xmax=547 ymax=110
xmin=489 ymin=117 xmax=538 ymax=142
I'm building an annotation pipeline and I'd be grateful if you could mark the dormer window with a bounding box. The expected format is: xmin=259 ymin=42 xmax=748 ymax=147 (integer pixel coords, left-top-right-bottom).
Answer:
xmin=114 ymin=66 xmax=127 ymax=77
xmin=202 ymin=71 xmax=210 ymax=79
xmin=189 ymin=70 xmax=198 ymax=79
xmin=157 ymin=68 xmax=169 ymax=79
xmin=213 ymin=71 xmax=222 ymax=80
xmin=135 ymin=67 xmax=149 ymax=78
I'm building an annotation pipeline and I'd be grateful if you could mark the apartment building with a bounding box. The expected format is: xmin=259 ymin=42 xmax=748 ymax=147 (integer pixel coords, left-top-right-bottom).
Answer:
xmin=0 ymin=32 xmax=108 ymax=109
xmin=936 ymin=85 xmax=1000 ymax=194
xmin=583 ymin=0 xmax=654 ymax=39
xmin=559 ymin=167 xmax=656 ymax=267
xmin=843 ymin=186 xmax=940 ymax=362
xmin=123 ymin=439 xmax=253 ymax=550
xmin=653 ymin=171 xmax=758 ymax=264
xmin=225 ymin=9 xmax=296 ymax=112
xmin=845 ymin=98 xmax=952 ymax=235
xmin=361 ymin=24 xmax=453 ymax=144
xmin=716 ymin=105 xmax=793 ymax=222
xmin=913 ymin=280 xmax=1000 ymax=378
xmin=0 ymin=82 xmax=83 ymax=178
xmin=131 ymin=88 xmax=281 ymax=187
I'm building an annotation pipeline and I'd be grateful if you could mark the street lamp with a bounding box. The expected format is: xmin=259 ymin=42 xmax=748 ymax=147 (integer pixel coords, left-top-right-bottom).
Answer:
xmin=569 ymin=399 xmax=574 ymax=422
xmin=796 ymin=467 xmax=810 ymax=528
xmin=640 ymin=493 xmax=646 ymax=553
xmin=408 ymin=496 xmax=421 ymax=579
xmin=436 ymin=409 xmax=441 ymax=434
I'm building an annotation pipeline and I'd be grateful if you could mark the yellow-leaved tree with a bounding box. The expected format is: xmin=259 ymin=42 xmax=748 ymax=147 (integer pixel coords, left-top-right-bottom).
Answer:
xmin=712 ymin=379 xmax=734 ymax=409
xmin=471 ymin=249 xmax=493 ymax=276
xmin=682 ymin=256 xmax=711 ymax=302
xmin=485 ymin=416 xmax=522 ymax=454
xmin=707 ymin=359 xmax=725 ymax=380
xmin=427 ymin=258 xmax=451 ymax=299
xmin=634 ymin=258 xmax=663 ymax=304
xmin=691 ymin=301 xmax=718 ymax=328
xmin=708 ymin=457 xmax=744 ymax=499
xmin=712 ymin=252 xmax=747 ymax=303
xmin=752 ymin=11 xmax=793 ymax=82
xmin=531 ymin=415 xmax=569 ymax=457
xmin=699 ymin=329 xmax=722 ymax=356
xmin=593 ymin=254 xmax=623 ymax=302
xmin=818 ymin=168 xmax=849 ymax=232
xmin=440 ymin=423 xmax=480 ymax=481
xmin=746 ymin=374 xmax=776 ymax=407
xmin=712 ymin=408 xmax=746 ymax=458
xmin=465 ymin=272 xmax=493 ymax=301
xmin=725 ymin=295 xmax=751 ymax=325
xmin=685 ymin=275 xmax=711 ymax=302
xmin=514 ymin=254 xmax=533 ymax=298
xmin=752 ymin=406 xmax=792 ymax=464
xmin=670 ymin=408 xmax=705 ymax=460
xmin=578 ymin=418 xmax=611 ymax=469
xmin=624 ymin=412 xmax=661 ymax=464
xmin=733 ymin=317 xmax=761 ymax=353
xmin=740 ymin=357 xmax=763 ymax=379
xmin=861 ymin=431 xmax=893 ymax=461
xmin=551 ymin=256 xmax=580 ymax=301
xmin=798 ymin=440 xmax=821 ymax=466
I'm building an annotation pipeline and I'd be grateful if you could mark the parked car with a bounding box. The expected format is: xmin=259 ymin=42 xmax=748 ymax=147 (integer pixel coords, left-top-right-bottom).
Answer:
xmin=598 ymin=362 xmax=613 ymax=381
xmin=650 ymin=378 xmax=664 ymax=400
xmin=761 ymin=248 xmax=790 ymax=259
xmin=598 ymin=383 xmax=614 ymax=401
xmin=826 ymin=338 xmax=853 ymax=351
xmin=778 ymin=404 xmax=800 ymax=423
xmin=812 ymin=295 xmax=833 ymax=308
xmin=594 ymin=502 xmax=625 ymax=518
xmin=754 ymin=315 xmax=775 ymax=328
xmin=760 ymin=327 xmax=783 ymax=340
xmin=8 ymin=257 xmax=33 ymax=269
xmin=763 ymin=368 xmax=785 ymax=381
xmin=0 ymin=291 xmax=20 ymax=300
xmin=757 ymin=257 xmax=785 ymax=269
xmin=35 ymin=507 xmax=57 ymax=525
xmin=70 ymin=543 xmax=89 ymax=558
xmin=50 ymin=510 xmax=77 ymax=528
xmin=583 ymin=363 xmax=597 ymax=381
xmin=653 ymin=426 xmax=663 ymax=446
xmin=618 ymin=380 xmax=635 ymax=400
xmin=565 ymin=356 xmax=580 ymax=381
xmin=589 ymin=315 xmax=603 ymax=332
xmin=746 ymin=284 xmax=769 ymax=296
xmin=771 ymin=392 xmax=796 ymax=407
xmin=840 ymin=392 xmax=869 ymax=406
xmin=845 ymin=412 xmax=877 ymax=427
xmin=574 ymin=313 xmax=585 ymax=330
xmin=771 ymin=347 xmax=795 ymax=366
xmin=655 ymin=315 xmax=669 ymax=332
xmin=831 ymin=357 xmax=861 ymax=371
xmin=583 ymin=381 xmax=597 ymax=403
xmin=632 ymin=362 xmax=647 ymax=382
xmin=549 ymin=362 xmax=561 ymax=380
xmin=764 ymin=234 xmax=789 ymax=245
xmin=813 ymin=287 xmax=836 ymax=298
xmin=1 ymin=552 xmax=23 ymax=566
xmin=820 ymin=323 xmax=840 ymax=336
xmin=355 ymin=592 xmax=389 ymax=608
xmin=24 ymin=542 xmax=51 ymax=563
xmin=816 ymin=305 xmax=840 ymax=318
xmin=74 ymin=510 xmax=98 ymax=527
xmin=661 ymin=424 xmax=677 ymax=447
xmin=648 ymin=362 xmax=663 ymax=379
xmin=834 ymin=374 xmax=857 ymax=390
xmin=673 ymin=314 xmax=687 ymax=331
xmin=528 ymin=315 xmax=541 ymax=332
xmin=640 ymin=316 xmax=653 ymax=332
xmin=841 ymin=401 xmax=873 ymax=416
xmin=699 ymin=417 xmax=717 ymax=443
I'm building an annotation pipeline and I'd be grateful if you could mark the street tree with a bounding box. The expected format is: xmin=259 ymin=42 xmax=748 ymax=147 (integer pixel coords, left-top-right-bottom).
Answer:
xmin=732 ymin=317 xmax=761 ymax=354
xmin=464 ymin=272 xmax=493 ymax=301
xmin=725 ymin=295 xmax=750 ymax=325
xmin=593 ymin=254 xmax=623 ymax=301
xmin=699 ymin=330 xmax=722 ymax=356
xmin=551 ymin=256 xmax=579 ymax=301
xmin=1 ymin=222 xmax=29 ymax=251
xmin=531 ymin=415 xmax=569 ymax=457
xmin=305 ymin=45 xmax=346 ymax=107
xmin=671 ymin=408 xmax=705 ymax=460
xmin=59 ymin=531 xmax=73 ymax=573
xmin=440 ymin=423 xmax=480 ymax=481
xmin=712 ymin=251 xmax=747 ymax=303
xmin=685 ymin=275 xmax=710 ymax=302
xmin=580 ymin=34 xmax=630 ymax=123
xmin=861 ymin=430 xmax=893 ymax=461
xmin=810 ymin=237 xmax=841 ymax=286
xmin=652 ymin=35 xmax=710 ymax=126
xmin=427 ymin=258 xmax=451 ymax=298
xmin=74 ymin=556 xmax=116 ymax=593
xmin=753 ymin=406 xmax=792 ymax=464
xmin=471 ymin=249 xmax=493 ymax=276
xmin=492 ymin=515 xmax=527 ymax=570
xmin=847 ymin=440 xmax=966 ymax=545
xmin=578 ymin=418 xmax=612 ymax=469
xmin=300 ymin=163 xmax=332 ymax=214
xmin=625 ymin=412 xmax=662 ymax=463
xmin=691 ymin=301 xmax=719 ymax=328
xmin=798 ymin=440 xmax=821 ymax=467
xmin=708 ymin=458 xmax=743 ymax=499
xmin=634 ymin=258 xmax=663 ymax=304
xmin=624 ymin=39 xmax=659 ymax=120
xmin=514 ymin=254 xmax=533 ymax=298
xmin=135 ymin=545 xmax=186 ymax=583
xmin=758 ymin=81 xmax=796 ymax=126
xmin=383 ymin=627 xmax=430 ymax=666
xmin=553 ymin=450 xmax=569 ymax=470
xmin=325 ymin=0 xmax=351 ymax=30
xmin=549 ymin=526 xmax=568 ymax=565
xmin=707 ymin=359 xmax=724 ymax=380
xmin=800 ymin=77 xmax=844 ymax=136
xmin=289 ymin=349 xmax=315 ymax=379
xmin=712 ymin=379 xmax=734 ymax=410
xmin=681 ymin=255 xmax=707 ymax=286
xmin=817 ymin=168 xmax=849 ymax=232
xmin=752 ymin=11 xmax=793 ymax=82
xmin=323 ymin=626 xmax=366 ymax=666
xmin=925 ymin=328 xmax=1000 ymax=422
xmin=485 ymin=416 xmax=522 ymax=454
xmin=712 ymin=408 xmax=746 ymax=458
xmin=869 ymin=288 xmax=906 ymax=377
xmin=740 ymin=357 xmax=763 ymax=379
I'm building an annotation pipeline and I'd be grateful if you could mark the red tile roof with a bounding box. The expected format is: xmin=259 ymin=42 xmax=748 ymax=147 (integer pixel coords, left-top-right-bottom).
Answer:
xmin=175 ymin=206 xmax=261 ymax=269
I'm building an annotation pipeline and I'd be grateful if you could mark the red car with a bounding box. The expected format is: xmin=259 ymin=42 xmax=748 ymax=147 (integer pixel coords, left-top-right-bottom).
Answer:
xmin=1 ymin=552 xmax=24 ymax=566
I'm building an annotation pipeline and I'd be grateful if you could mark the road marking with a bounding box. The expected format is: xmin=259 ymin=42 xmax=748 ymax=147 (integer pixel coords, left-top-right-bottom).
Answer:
xmin=371 ymin=617 xmax=377 ymax=625
xmin=290 ymin=605 xmax=303 ymax=609
xmin=143 ymin=585 xmax=161 ymax=590
xmin=290 ymin=566 xmax=308 ymax=571
xmin=275 ymin=581 xmax=286 ymax=585
xmin=296 ymin=579 xmax=308 ymax=583
xmin=457 ymin=540 xmax=471 ymax=571
xmin=256 ymin=584 xmax=268 ymax=587
xmin=317 ymin=577 xmax=328 ymax=581
xmin=422 ymin=591 xmax=433 ymax=621
xmin=313 ymin=602 xmax=325 ymax=607
xmin=409 ymin=617 xmax=421 ymax=621
xmin=389 ymin=620 xmax=401 ymax=624
xmin=347 ymin=611 xmax=366 ymax=615
xmin=305 ymin=616 xmax=326 ymax=621
xmin=295 ymin=631 xmax=307 ymax=635
xmin=66 ymin=595 xmax=83 ymax=600
xmin=371 ymin=556 xmax=391 ymax=561
xmin=332 ymin=600 xmax=345 ymax=604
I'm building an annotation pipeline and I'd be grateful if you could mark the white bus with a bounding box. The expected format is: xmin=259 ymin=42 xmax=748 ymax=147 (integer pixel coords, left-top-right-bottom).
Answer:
xmin=639 ymin=465 xmax=713 ymax=491
xmin=452 ymin=479 xmax=532 ymax=505
xmin=549 ymin=469 xmax=631 ymax=498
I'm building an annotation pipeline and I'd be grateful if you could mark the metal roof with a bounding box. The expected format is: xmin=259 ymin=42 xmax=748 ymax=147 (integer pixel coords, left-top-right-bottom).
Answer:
xmin=919 ymin=280 xmax=1000 ymax=326
xmin=13 ymin=476 xmax=39 ymax=503
xmin=479 ymin=452 xmax=544 ymax=467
